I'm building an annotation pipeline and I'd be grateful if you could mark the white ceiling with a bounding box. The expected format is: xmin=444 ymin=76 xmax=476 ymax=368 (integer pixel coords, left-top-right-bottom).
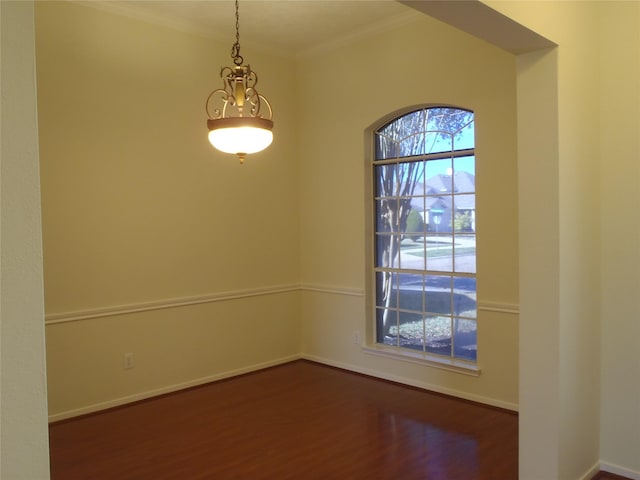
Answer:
xmin=86 ymin=0 xmax=422 ymax=58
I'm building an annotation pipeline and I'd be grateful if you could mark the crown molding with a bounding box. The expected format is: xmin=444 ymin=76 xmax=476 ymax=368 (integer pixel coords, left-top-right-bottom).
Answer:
xmin=296 ymin=9 xmax=422 ymax=60
xmin=71 ymin=1 xmax=423 ymax=61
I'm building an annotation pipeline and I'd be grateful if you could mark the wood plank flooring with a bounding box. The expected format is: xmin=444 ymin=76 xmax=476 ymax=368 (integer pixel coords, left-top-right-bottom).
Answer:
xmin=592 ymin=473 xmax=634 ymax=480
xmin=49 ymin=360 xmax=518 ymax=479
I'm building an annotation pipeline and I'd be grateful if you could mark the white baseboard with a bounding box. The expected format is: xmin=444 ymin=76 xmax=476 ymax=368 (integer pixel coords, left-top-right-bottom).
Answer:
xmin=578 ymin=461 xmax=602 ymax=480
xmin=50 ymin=352 xmax=518 ymax=423
xmin=574 ymin=459 xmax=640 ymax=480
xmin=600 ymin=461 xmax=640 ymax=480
xmin=48 ymin=354 xmax=302 ymax=423
xmin=301 ymin=353 xmax=519 ymax=412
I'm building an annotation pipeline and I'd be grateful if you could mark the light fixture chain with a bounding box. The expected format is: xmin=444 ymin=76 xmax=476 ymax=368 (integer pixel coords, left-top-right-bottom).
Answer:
xmin=231 ymin=0 xmax=243 ymax=66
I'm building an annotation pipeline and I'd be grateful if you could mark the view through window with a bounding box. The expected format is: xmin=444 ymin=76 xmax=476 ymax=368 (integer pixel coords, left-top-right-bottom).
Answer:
xmin=372 ymin=107 xmax=477 ymax=362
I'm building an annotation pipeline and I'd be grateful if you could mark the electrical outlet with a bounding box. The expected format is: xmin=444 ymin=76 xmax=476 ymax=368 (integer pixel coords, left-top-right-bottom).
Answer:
xmin=352 ymin=330 xmax=361 ymax=345
xmin=123 ymin=353 xmax=135 ymax=370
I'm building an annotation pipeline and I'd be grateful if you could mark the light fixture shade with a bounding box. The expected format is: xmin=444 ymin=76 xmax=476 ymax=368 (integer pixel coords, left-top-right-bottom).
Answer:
xmin=206 ymin=63 xmax=274 ymax=163
xmin=207 ymin=117 xmax=273 ymax=156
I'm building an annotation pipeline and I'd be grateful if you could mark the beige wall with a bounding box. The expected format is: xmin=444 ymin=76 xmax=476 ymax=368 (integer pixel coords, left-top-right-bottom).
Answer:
xmin=297 ymin=14 xmax=519 ymax=409
xmin=515 ymin=46 xmax=562 ymax=478
xmin=25 ymin=2 xmax=640 ymax=479
xmin=36 ymin=2 xmax=301 ymax=419
xmin=488 ymin=1 xmax=640 ymax=479
xmin=0 ymin=1 xmax=50 ymax=478
xmin=598 ymin=1 xmax=640 ymax=476
xmin=39 ymin=1 xmax=520 ymax=420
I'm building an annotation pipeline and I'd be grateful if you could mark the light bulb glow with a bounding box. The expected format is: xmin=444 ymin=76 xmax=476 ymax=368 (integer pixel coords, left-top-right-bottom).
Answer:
xmin=208 ymin=126 xmax=273 ymax=155
xmin=207 ymin=117 xmax=274 ymax=159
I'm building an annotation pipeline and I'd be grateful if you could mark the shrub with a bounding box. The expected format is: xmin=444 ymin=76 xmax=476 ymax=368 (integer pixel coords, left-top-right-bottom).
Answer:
xmin=453 ymin=211 xmax=473 ymax=232
xmin=405 ymin=209 xmax=425 ymax=241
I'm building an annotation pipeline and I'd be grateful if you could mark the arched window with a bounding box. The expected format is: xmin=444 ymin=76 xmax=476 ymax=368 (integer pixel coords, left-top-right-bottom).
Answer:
xmin=370 ymin=106 xmax=477 ymax=362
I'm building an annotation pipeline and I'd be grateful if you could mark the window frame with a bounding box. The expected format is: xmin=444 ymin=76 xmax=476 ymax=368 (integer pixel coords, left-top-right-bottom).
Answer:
xmin=363 ymin=105 xmax=480 ymax=375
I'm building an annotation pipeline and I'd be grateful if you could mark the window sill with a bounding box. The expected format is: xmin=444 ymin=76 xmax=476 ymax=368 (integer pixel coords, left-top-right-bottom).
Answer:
xmin=362 ymin=344 xmax=481 ymax=377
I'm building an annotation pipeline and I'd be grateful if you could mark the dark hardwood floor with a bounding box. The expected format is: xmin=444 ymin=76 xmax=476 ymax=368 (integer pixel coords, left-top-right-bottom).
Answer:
xmin=592 ymin=472 xmax=634 ymax=480
xmin=49 ymin=360 xmax=518 ymax=479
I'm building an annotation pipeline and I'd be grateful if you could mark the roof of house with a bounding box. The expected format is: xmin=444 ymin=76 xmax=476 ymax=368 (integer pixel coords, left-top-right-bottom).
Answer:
xmin=410 ymin=172 xmax=475 ymax=211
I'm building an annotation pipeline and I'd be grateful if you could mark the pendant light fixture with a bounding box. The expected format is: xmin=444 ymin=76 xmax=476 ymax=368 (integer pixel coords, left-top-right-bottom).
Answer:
xmin=205 ymin=0 xmax=274 ymax=164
